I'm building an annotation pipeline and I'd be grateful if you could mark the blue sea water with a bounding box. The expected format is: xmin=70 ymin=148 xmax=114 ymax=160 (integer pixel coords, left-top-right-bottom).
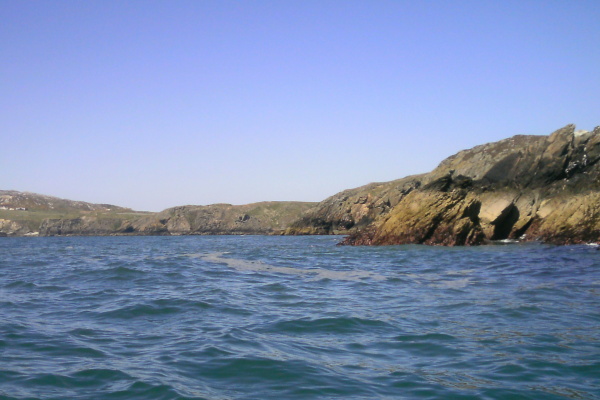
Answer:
xmin=0 ymin=235 xmax=599 ymax=400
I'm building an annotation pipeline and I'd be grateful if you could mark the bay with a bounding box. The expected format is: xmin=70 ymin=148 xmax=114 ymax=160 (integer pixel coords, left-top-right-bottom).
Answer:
xmin=0 ymin=235 xmax=599 ymax=399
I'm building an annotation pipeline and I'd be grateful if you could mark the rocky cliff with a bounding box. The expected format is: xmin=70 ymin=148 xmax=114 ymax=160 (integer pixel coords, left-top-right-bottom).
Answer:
xmin=336 ymin=124 xmax=600 ymax=245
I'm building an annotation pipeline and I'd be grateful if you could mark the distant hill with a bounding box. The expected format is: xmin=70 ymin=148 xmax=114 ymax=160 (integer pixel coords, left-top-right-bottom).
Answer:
xmin=0 ymin=190 xmax=131 ymax=212
xmin=0 ymin=191 xmax=145 ymax=236
xmin=0 ymin=191 xmax=316 ymax=237
xmin=126 ymin=202 xmax=317 ymax=236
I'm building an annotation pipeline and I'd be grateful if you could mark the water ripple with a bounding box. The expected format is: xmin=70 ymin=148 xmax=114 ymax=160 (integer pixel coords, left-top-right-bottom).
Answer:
xmin=0 ymin=236 xmax=598 ymax=399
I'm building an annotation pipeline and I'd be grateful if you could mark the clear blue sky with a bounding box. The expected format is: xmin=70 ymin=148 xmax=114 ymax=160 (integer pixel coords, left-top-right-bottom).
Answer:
xmin=2 ymin=1 xmax=599 ymax=211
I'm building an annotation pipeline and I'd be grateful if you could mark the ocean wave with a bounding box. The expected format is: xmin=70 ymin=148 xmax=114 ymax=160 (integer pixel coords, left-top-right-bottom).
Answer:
xmin=15 ymin=372 xmax=211 ymax=400
xmin=263 ymin=316 xmax=395 ymax=335
xmin=96 ymin=298 xmax=212 ymax=319
xmin=4 ymin=280 xmax=37 ymax=289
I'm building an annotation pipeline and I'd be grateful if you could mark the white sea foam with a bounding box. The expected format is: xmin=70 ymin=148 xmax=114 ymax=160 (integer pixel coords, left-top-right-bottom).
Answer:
xmin=401 ymin=272 xmax=474 ymax=288
xmin=200 ymin=252 xmax=386 ymax=281
xmin=447 ymin=269 xmax=474 ymax=276
xmin=429 ymin=278 xmax=473 ymax=289
xmin=497 ymin=239 xmax=520 ymax=244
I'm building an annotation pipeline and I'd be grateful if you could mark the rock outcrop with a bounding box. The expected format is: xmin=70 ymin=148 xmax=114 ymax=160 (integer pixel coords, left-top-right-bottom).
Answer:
xmin=338 ymin=124 xmax=600 ymax=245
xmin=0 ymin=219 xmax=30 ymax=237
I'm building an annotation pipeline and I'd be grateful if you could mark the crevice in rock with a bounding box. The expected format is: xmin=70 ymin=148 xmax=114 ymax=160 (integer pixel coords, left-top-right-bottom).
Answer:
xmin=491 ymin=204 xmax=520 ymax=240
xmin=512 ymin=218 xmax=533 ymax=239
xmin=462 ymin=201 xmax=481 ymax=224
xmin=424 ymin=175 xmax=453 ymax=192
xmin=420 ymin=215 xmax=443 ymax=243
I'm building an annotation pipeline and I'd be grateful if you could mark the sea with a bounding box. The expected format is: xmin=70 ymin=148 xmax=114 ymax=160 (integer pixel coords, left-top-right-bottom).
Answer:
xmin=0 ymin=235 xmax=598 ymax=400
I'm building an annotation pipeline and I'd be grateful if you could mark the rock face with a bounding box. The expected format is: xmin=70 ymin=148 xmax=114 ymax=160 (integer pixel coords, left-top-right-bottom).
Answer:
xmin=0 ymin=219 xmax=30 ymax=237
xmin=338 ymin=124 xmax=600 ymax=245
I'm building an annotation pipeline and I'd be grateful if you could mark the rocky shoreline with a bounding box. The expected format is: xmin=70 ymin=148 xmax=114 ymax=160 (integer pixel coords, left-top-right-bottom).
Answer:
xmin=2 ymin=124 xmax=599 ymax=245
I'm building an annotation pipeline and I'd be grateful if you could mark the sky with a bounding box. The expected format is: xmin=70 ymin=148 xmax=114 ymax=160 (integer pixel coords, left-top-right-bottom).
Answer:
xmin=1 ymin=1 xmax=599 ymax=211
